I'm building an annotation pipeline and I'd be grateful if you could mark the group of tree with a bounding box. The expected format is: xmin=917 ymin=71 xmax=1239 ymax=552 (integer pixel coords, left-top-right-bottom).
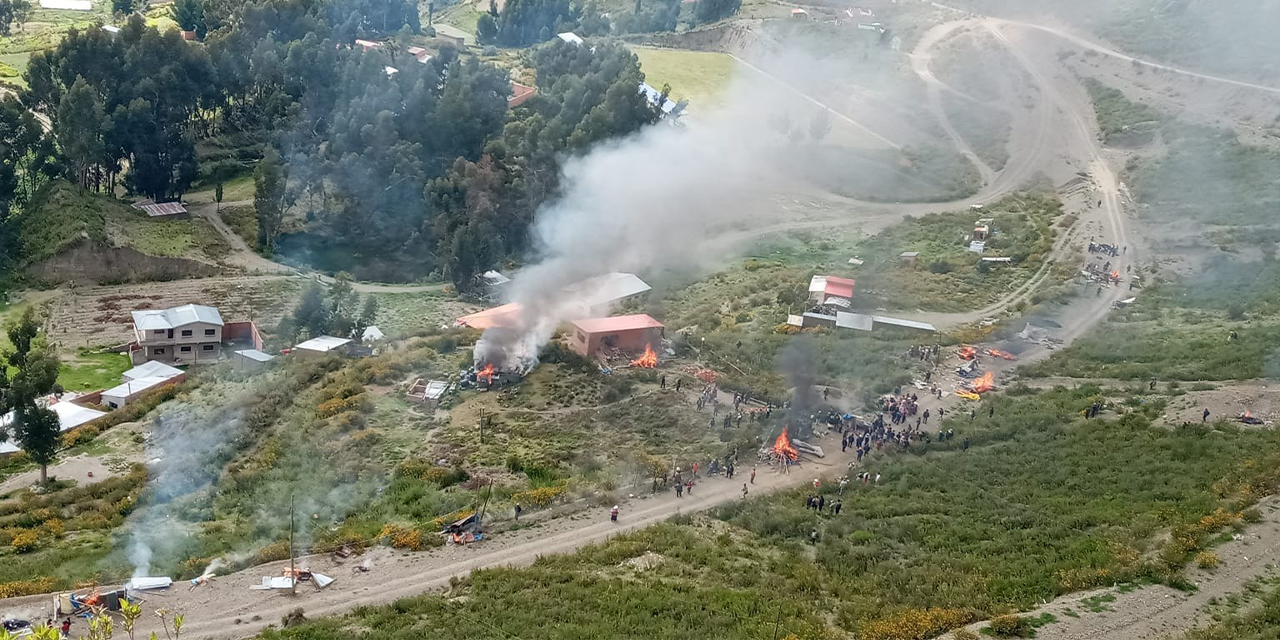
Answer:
xmin=0 ymin=308 xmax=63 ymax=484
xmin=278 ymin=274 xmax=379 ymax=342
xmin=25 ymin=18 xmax=216 ymax=199
xmin=477 ymin=0 xmax=575 ymax=46
xmin=0 ymin=0 xmax=31 ymax=36
xmin=0 ymin=96 xmax=57 ymax=294
xmin=11 ymin=0 xmax=664 ymax=287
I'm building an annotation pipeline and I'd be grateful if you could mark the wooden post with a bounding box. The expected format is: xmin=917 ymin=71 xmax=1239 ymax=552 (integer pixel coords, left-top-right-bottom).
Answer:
xmin=289 ymin=494 xmax=296 ymax=596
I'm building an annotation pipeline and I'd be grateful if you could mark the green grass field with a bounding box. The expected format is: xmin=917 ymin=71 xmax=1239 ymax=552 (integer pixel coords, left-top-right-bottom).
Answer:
xmin=58 ymin=350 xmax=131 ymax=392
xmin=631 ymin=47 xmax=741 ymax=108
xmin=218 ymin=204 xmax=259 ymax=248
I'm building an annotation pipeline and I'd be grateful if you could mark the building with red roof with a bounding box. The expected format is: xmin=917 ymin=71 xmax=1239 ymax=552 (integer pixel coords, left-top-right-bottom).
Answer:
xmin=567 ymin=314 xmax=664 ymax=358
xmin=807 ymin=275 xmax=856 ymax=307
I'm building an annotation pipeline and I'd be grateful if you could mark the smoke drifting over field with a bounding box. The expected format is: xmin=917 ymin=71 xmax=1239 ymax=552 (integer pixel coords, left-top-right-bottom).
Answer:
xmin=475 ymin=75 xmax=807 ymax=366
xmin=127 ymin=396 xmax=251 ymax=578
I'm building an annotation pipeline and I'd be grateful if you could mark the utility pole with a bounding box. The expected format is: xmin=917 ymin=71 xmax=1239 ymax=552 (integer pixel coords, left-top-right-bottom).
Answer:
xmin=289 ymin=494 xmax=296 ymax=596
xmin=479 ymin=408 xmax=485 ymax=445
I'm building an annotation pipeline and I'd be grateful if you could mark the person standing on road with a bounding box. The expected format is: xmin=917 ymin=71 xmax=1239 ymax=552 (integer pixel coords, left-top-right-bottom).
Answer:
xmin=610 ymin=505 xmax=619 ymax=523
xmin=750 ymin=466 xmax=756 ymax=484
xmin=514 ymin=503 xmax=522 ymax=521
xmin=1203 ymin=408 xmax=1211 ymax=422
xmin=742 ymin=483 xmax=749 ymax=499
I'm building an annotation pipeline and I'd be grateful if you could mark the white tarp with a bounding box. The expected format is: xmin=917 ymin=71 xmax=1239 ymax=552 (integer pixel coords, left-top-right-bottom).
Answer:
xmin=250 ymin=576 xmax=295 ymax=590
xmin=126 ymin=577 xmax=172 ymax=591
xmin=313 ymin=573 xmax=335 ymax=588
xmin=40 ymin=0 xmax=92 ymax=9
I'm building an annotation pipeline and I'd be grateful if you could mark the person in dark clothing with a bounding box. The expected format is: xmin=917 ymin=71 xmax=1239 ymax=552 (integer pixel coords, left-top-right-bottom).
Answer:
xmin=962 ymin=438 xmax=970 ymax=451
xmin=989 ymin=406 xmax=994 ymax=418
xmin=515 ymin=503 xmax=523 ymax=520
xmin=970 ymin=410 xmax=975 ymax=421
xmin=818 ymin=495 xmax=826 ymax=511
xmin=676 ymin=379 xmax=682 ymax=392
xmin=1203 ymin=408 xmax=1210 ymax=422
xmin=660 ymin=375 xmax=666 ymax=389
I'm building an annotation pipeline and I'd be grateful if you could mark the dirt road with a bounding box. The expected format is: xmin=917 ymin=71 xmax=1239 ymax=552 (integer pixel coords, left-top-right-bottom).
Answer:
xmin=189 ymin=202 xmax=449 ymax=294
xmin=3 ymin=436 xmax=859 ymax=640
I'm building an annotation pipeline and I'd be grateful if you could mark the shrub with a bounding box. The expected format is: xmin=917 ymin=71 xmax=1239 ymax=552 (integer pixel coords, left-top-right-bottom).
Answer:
xmin=1195 ymin=551 xmax=1220 ymax=569
xmin=954 ymin=630 xmax=979 ymax=640
xmin=859 ymin=607 xmax=977 ymax=640
xmin=11 ymin=529 xmax=39 ymax=553
xmin=0 ymin=577 xmax=55 ymax=598
xmin=512 ymin=484 xmax=567 ymax=509
xmin=987 ymin=614 xmax=1032 ymax=637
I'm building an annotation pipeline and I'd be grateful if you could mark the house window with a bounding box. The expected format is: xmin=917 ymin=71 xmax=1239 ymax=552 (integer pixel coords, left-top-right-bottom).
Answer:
xmin=154 ymin=348 xmax=165 ymax=354
xmin=202 ymin=344 xmax=215 ymax=351
xmin=205 ymin=329 xmax=216 ymax=336
xmin=181 ymin=330 xmax=193 ymax=337
xmin=108 ymin=401 xmax=120 ymax=409
xmin=180 ymin=346 xmax=192 ymax=352
xmin=576 ymin=331 xmax=586 ymax=342
xmin=153 ymin=330 xmax=166 ymax=336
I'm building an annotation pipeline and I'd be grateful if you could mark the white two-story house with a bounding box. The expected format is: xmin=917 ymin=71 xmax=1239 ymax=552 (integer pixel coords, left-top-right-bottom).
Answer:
xmin=130 ymin=304 xmax=225 ymax=365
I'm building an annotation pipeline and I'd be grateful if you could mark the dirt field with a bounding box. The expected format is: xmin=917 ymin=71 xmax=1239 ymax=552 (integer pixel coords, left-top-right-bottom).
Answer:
xmin=42 ymin=276 xmax=305 ymax=348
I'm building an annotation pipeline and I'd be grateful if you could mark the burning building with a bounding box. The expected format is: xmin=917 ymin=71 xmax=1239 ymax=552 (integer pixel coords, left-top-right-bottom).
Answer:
xmin=567 ymin=314 xmax=665 ymax=360
xmin=461 ymin=272 xmax=653 ymax=373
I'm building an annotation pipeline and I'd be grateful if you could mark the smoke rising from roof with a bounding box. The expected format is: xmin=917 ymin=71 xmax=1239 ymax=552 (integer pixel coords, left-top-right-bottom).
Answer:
xmin=475 ymin=74 xmax=806 ymax=365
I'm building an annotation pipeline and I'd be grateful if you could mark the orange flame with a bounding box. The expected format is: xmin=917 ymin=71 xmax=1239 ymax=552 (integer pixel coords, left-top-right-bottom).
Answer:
xmin=772 ymin=427 xmax=799 ymax=462
xmin=1110 ymin=270 xmax=1120 ymax=281
xmin=631 ymin=343 xmax=658 ymax=368
xmin=970 ymin=371 xmax=995 ymax=393
xmin=985 ymin=348 xmax=1017 ymax=361
xmin=477 ymin=364 xmax=495 ymax=383
xmin=1245 ymin=410 xmax=1252 ymax=418
xmin=959 ymin=346 xmax=977 ymax=360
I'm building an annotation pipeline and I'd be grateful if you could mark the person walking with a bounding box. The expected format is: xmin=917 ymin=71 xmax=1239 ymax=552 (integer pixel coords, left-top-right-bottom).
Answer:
xmin=676 ymin=379 xmax=682 ymax=392
xmin=1203 ymin=408 xmax=1210 ymax=423
xmin=660 ymin=375 xmax=666 ymax=390
xmin=62 ymin=619 xmax=71 ymax=638
xmin=514 ymin=503 xmax=523 ymax=521
xmin=675 ymin=481 xmax=683 ymax=498
xmin=989 ymin=406 xmax=994 ymax=418
xmin=742 ymin=483 xmax=749 ymax=499
xmin=750 ymin=466 xmax=756 ymax=484
xmin=610 ymin=505 xmax=619 ymax=523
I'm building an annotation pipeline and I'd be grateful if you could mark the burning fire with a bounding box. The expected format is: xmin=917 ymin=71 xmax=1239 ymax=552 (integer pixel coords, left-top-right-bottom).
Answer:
xmin=631 ymin=343 xmax=658 ymax=368
xmin=958 ymin=346 xmax=978 ymax=360
xmin=1110 ymin=270 xmax=1121 ymax=281
xmin=772 ymin=427 xmax=799 ymax=462
xmin=969 ymin=371 xmax=996 ymax=393
xmin=477 ymin=364 xmax=495 ymax=384
xmin=985 ymin=348 xmax=1017 ymax=361
xmin=1245 ymin=410 xmax=1252 ymax=419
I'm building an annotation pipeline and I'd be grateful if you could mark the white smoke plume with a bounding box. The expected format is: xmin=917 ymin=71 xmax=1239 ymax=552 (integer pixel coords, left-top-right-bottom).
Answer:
xmin=476 ymin=74 xmax=810 ymax=365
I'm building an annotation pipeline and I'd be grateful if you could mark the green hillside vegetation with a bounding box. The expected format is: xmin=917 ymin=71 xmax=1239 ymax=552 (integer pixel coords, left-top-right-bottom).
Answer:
xmin=1025 ymin=127 xmax=1280 ymax=381
xmin=1084 ymin=78 xmax=1162 ymax=143
xmin=853 ymin=193 xmax=1061 ymax=312
xmin=256 ymin=386 xmax=1280 ymax=640
xmin=17 ymin=181 xmax=227 ymax=263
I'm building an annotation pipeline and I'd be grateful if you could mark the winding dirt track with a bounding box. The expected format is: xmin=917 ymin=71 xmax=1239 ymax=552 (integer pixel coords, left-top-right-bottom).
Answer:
xmin=9 ymin=12 xmax=1280 ymax=640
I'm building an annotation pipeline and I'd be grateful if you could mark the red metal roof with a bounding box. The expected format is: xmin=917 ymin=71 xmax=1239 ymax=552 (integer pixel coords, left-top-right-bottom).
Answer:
xmin=456 ymin=303 xmax=523 ymax=330
xmin=509 ymin=82 xmax=537 ymax=108
xmin=824 ymin=276 xmax=855 ymax=299
xmin=570 ymin=314 xmax=664 ymax=334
